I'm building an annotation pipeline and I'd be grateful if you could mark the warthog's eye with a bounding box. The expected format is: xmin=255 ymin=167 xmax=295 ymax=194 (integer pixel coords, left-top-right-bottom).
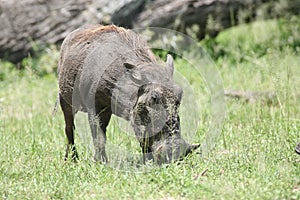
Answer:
xmin=137 ymin=85 xmax=149 ymax=97
xmin=151 ymin=91 xmax=161 ymax=104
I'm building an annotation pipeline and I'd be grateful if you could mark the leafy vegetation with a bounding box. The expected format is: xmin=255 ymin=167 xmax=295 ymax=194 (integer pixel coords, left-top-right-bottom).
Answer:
xmin=0 ymin=16 xmax=299 ymax=199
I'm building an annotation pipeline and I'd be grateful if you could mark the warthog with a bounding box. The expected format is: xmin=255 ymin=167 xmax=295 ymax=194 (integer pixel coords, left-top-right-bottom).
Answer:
xmin=57 ymin=25 xmax=199 ymax=164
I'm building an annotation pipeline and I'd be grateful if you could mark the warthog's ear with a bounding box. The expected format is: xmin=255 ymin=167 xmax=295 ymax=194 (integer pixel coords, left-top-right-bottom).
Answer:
xmin=124 ymin=62 xmax=143 ymax=84
xmin=166 ymin=54 xmax=174 ymax=79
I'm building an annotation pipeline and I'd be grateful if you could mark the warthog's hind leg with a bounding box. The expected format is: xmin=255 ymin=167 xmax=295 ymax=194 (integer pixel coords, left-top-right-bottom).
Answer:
xmin=60 ymin=95 xmax=79 ymax=161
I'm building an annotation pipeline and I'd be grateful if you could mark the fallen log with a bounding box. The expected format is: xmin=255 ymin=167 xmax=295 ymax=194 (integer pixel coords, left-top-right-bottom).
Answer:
xmin=224 ymin=90 xmax=278 ymax=105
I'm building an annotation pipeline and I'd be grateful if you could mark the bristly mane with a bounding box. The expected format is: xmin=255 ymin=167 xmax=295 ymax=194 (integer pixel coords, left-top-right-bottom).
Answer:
xmin=73 ymin=25 xmax=157 ymax=64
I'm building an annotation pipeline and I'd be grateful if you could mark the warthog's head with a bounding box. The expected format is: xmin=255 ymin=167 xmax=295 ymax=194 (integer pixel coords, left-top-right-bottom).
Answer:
xmin=125 ymin=55 xmax=200 ymax=164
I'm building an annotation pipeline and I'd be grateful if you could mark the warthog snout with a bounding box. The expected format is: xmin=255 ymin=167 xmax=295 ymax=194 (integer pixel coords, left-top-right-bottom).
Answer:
xmin=152 ymin=137 xmax=200 ymax=165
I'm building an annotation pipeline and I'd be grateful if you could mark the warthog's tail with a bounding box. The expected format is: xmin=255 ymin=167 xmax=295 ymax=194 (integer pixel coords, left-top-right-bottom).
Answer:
xmin=52 ymin=93 xmax=60 ymax=116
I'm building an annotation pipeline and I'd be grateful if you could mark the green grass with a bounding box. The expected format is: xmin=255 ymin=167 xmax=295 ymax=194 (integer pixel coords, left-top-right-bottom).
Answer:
xmin=1 ymin=17 xmax=300 ymax=199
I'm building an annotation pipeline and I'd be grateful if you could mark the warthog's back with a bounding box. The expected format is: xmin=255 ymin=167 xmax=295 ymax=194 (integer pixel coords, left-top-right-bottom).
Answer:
xmin=58 ymin=25 xmax=157 ymax=111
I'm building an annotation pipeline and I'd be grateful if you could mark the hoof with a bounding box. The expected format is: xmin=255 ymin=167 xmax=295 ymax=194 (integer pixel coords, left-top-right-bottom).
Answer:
xmin=93 ymin=149 xmax=108 ymax=164
xmin=65 ymin=145 xmax=79 ymax=162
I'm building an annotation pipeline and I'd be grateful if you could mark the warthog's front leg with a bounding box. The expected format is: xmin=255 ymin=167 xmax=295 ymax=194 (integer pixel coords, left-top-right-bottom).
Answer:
xmin=88 ymin=107 xmax=111 ymax=163
xmin=132 ymin=124 xmax=154 ymax=163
